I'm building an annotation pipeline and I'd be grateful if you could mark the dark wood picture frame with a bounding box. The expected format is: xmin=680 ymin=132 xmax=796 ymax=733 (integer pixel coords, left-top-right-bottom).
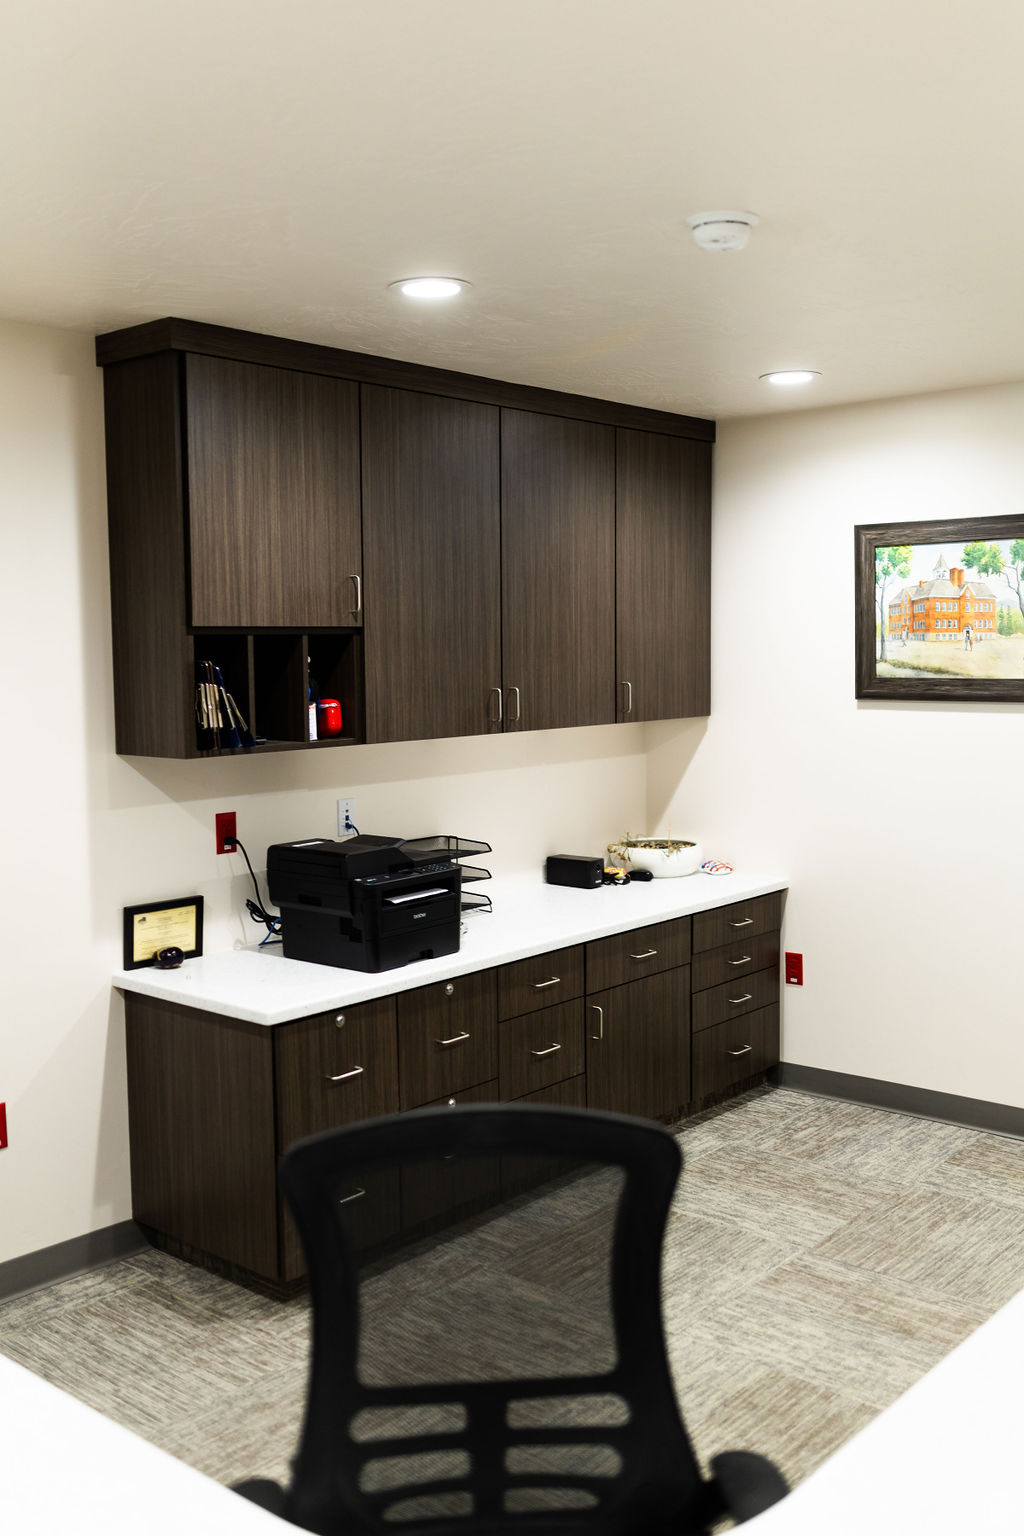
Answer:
xmin=855 ymin=515 xmax=1024 ymax=702
xmin=123 ymin=896 xmax=204 ymax=970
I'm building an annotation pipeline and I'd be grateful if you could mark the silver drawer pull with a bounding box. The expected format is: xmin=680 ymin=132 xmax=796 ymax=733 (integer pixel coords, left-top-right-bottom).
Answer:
xmin=338 ymin=1187 xmax=366 ymax=1205
xmin=727 ymin=1045 xmax=753 ymax=1057
xmin=630 ymin=948 xmax=658 ymax=960
xmin=729 ymin=918 xmax=754 ymax=928
xmin=727 ymin=955 xmax=752 ymax=966
xmin=530 ymin=1043 xmax=562 ymax=1057
xmin=436 ymin=1031 xmax=470 ymax=1046
xmin=727 ymin=994 xmax=753 ymax=1005
xmin=325 ymin=1066 xmax=364 ymax=1082
xmin=532 ymin=976 xmax=561 ymax=990
xmin=590 ymin=1004 xmax=604 ymax=1041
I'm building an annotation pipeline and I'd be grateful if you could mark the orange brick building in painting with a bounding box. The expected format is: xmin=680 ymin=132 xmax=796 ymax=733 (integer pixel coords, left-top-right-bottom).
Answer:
xmin=888 ymin=555 xmax=998 ymax=643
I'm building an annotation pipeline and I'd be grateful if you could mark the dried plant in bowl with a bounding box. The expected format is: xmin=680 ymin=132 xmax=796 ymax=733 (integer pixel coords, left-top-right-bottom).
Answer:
xmin=607 ymin=836 xmax=704 ymax=878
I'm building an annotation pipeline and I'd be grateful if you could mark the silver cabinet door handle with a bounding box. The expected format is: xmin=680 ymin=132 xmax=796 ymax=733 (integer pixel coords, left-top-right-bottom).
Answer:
xmin=590 ymin=1004 xmax=604 ymax=1041
xmin=349 ymin=573 xmax=362 ymax=616
xmin=727 ymin=956 xmax=752 ymax=966
xmin=507 ymin=685 xmax=521 ymax=723
xmin=489 ymin=687 xmax=503 ymax=724
xmin=532 ymin=976 xmax=561 ymax=990
xmin=630 ymin=948 xmax=658 ymax=960
xmin=729 ymin=918 xmax=754 ymax=928
xmin=436 ymin=1031 xmax=470 ymax=1046
xmin=338 ymin=1187 xmax=366 ymax=1205
xmin=325 ymin=1066 xmax=364 ymax=1081
xmin=727 ymin=994 xmax=753 ymax=1005
xmin=727 ymin=1045 xmax=753 ymax=1057
xmin=621 ymin=679 xmax=633 ymax=717
xmin=530 ymin=1043 xmax=562 ymax=1057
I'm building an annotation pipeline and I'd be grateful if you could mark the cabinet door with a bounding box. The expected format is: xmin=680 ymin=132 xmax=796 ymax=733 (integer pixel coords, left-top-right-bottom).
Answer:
xmin=362 ymin=386 xmax=501 ymax=743
xmin=501 ymin=409 xmax=615 ymax=731
xmin=615 ymin=429 xmax=711 ymax=722
xmin=186 ymin=355 xmax=362 ymax=628
xmin=586 ymin=968 xmax=690 ymax=1122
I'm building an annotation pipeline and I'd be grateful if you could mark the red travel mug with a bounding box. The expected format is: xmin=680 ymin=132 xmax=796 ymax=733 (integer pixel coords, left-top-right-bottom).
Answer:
xmin=317 ymin=698 xmax=342 ymax=736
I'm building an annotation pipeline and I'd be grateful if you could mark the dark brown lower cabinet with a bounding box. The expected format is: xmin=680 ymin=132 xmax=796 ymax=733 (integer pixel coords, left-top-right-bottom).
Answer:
xmin=692 ymin=1005 xmax=780 ymax=1101
xmin=585 ymin=968 xmax=691 ymax=1121
xmin=400 ymin=1080 xmax=503 ymax=1233
xmin=123 ymin=893 xmax=783 ymax=1295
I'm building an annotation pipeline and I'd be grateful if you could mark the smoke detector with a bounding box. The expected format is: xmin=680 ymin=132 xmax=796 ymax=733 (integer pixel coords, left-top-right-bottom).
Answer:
xmin=686 ymin=210 xmax=759 ymax=252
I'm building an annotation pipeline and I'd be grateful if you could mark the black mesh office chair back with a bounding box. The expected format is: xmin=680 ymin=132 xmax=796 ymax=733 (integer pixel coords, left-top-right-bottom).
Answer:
xmin=236 ymin=1103 xmax=787 ymax=1536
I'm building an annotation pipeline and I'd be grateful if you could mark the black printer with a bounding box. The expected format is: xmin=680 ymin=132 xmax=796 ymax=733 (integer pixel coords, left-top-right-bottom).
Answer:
xmin=266 ymin=834 xmax=473 ymax=973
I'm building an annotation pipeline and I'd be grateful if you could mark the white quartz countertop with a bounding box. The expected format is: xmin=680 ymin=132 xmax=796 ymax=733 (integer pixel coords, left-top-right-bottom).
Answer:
xmin=113 ymin=869 xmax=788 ymax=1025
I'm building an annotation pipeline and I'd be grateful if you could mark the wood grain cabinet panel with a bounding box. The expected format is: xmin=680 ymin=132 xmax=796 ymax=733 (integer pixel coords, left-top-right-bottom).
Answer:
xmin=585 ymin=917 xmax=691 ymax=992
xmin=692 ymin=893 xmax=783 ymax=953
xmin=691 ymin=931 xmax=780 ymax=993
xmin=497 ymin=946 xmax=585 ymax=1020
xmin=692 ymin=1005 xmax=780 ymax=1099
xmin=401 ymin=1079 xmax=502 ymax=1232
xmin=691 ymin=965 xmax=781 ymax=1034
xmin=185 ymin=355 xmax=362 ymax=628
xmin=586 ymin=968 xmax=690 ymax=1122
xmin=501 ymin=1075 xmax=587 ymax=1198
xmin=275 ymin=997 xmax=399 ymax=1147
xmin=397 ymin=970 xmax=498 ymax=1109
xmin=361 ymin=386 xmax=501 ymax=743
xmin=616 ymin=429 xmax=711 ymax=723
xmin=500 ymin=409 xmax=616 ymax=731
xmin=498 ymin=999 xmax=584 ymax=1099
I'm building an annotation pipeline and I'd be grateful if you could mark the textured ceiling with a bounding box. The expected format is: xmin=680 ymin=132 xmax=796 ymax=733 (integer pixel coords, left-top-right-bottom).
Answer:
xmin=3 ymin=0 xmax=1024 ymax=419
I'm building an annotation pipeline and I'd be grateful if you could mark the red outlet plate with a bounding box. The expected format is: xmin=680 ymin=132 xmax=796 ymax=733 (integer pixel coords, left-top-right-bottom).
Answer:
xmin=0 ymin=1101 xmax=7 ymax=1149
xmin=215 ymin=811 xmax=237 ymax=855
xmin=785 ymin=952 xmax=803 ymax=986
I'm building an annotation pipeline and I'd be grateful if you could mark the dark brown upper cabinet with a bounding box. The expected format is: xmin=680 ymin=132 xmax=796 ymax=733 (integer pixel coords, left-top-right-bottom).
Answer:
xmin=615 ymin=429 xmax=711 ymax=723
xmin=361 ymin=387 xmax=501 ymax=743
xmin=500 ymin=410 xmax=616 ymax=732
xmin=185 ymin=355 xmax=362 ymax=629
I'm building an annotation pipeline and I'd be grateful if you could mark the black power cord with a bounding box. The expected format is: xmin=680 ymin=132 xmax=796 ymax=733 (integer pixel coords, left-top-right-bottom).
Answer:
xmin=226 ymin=835 xmax=282 ymax=944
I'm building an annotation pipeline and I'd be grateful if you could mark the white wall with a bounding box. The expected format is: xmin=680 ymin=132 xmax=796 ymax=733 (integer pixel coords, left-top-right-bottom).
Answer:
xmin=0 ymin=319 xmax=648 ymax=1265
xmin=647 ymin=383 xmax=1024 ymax=1109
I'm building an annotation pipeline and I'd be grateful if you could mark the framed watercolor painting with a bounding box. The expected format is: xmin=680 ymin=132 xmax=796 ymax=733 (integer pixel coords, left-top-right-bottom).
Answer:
xmin=855 ymin=516 xmax=1024 ymax=702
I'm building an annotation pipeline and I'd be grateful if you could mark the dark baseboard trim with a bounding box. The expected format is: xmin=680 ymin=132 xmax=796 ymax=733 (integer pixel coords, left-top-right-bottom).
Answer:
xmin=0 ymin=1221 xmax=149 ymax=1302
xmin=773 ymin=1063 xmax=1024 ymax=1139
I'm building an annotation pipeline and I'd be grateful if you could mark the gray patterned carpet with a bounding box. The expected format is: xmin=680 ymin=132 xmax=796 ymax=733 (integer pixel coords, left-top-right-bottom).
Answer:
xmin=1 ymin=1086 xmax=1022 ymax=1494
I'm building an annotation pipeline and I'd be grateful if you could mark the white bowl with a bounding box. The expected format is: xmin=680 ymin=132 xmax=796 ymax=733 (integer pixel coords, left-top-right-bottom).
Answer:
xmin=607 ymin=838 xmax=704 ymax=878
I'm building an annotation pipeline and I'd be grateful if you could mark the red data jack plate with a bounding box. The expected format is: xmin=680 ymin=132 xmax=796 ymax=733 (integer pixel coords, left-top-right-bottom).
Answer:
xmin=0 ymin=1102 xmax=8 ymax=1150
xmin=215 ymin=811 xmax=237 ymax=855
xmin=785 ymin=952 xmax=804 ymax=986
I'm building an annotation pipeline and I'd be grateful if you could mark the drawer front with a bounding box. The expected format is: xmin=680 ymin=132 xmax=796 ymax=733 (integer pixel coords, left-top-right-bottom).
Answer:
xmin=501 ymin=1075 xmax=587 ymax=1198
xmin=691 ymin=930 xmax=780 ymax=993
xmin=401 ymin=1079 xmax=502 ymax=1231
xmin=692 ymin=1005 xmax=780 ymax=1100
xmin=275 ymin=996 xmax=399 ymax=1149
xmin=397 ymin=969 xmax=498 ymax=1110
xmin=497 ymin=946 xmax=585 ymax=1020
xmin=692 ymin=891 xmax=784 ymax=953
xmin=585 ymin=917 xmax=691 ymax=992
xmin=499 ymin=999 xmax=584 ymax=1100
xmin=692 ymin=964 xmax=780 ymax=1033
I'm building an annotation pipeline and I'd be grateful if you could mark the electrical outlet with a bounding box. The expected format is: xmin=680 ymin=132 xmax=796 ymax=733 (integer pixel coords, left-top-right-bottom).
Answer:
xmin=337 ymin=798 xmax=356 ymax=838
xmin=0 ymin=1102 xmax=7 ymax=1150
xmin=216 ymin=810 xmax=237 ymax=854
xmin=785 ymin=952 xmax=804 ymax=986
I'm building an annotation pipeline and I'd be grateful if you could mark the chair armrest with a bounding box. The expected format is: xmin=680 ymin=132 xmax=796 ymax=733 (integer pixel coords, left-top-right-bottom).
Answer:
xmin=709 ymin=1450 xmax=789 ymax=1524
xmin=232 ymin=1477 xmax=289 ymax=1517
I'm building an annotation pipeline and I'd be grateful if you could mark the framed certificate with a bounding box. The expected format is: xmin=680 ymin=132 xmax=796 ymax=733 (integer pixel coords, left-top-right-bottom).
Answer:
xmin=123 ymin=896 xmax=204 ymax=969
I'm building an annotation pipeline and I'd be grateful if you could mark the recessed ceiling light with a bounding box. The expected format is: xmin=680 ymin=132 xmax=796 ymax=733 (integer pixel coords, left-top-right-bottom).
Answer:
xmin=389 ymin=277 xmax=470 ymax=300
xmin=759 ymin=370 xmax=821 ymax=386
